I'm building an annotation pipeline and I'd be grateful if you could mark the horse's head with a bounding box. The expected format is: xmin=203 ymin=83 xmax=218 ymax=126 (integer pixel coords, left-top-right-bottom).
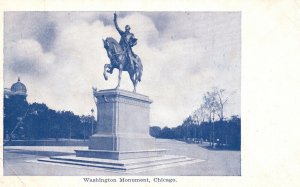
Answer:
xmin=103 ymin=38 xmax=112 ymax=58
xmin=103 ymin=37 xmax=122 ymax=61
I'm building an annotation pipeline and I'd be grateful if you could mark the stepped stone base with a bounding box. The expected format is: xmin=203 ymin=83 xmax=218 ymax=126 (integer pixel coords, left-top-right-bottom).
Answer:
xmin=88 ymin=134 xmax=156 ymax=151
xmin=75 ymin=149 xmax=166 ymax=160
xmin=36 ymin=89 xmax=205 ymax=172
xmin=38 ymin=154 xmax=203 ymax=172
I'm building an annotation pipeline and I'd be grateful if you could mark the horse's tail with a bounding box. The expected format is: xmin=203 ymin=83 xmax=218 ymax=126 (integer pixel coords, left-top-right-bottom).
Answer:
xmin=137 ymin=62 xmax=143 ymax=82
xmin=138 ymin=69 xmax=142 ymax=82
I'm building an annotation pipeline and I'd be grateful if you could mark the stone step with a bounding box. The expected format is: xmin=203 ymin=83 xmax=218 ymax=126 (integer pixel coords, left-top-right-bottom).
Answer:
xmin=38 ymin=155 xmax=199 ymax=171
xmin=38 ymin=157 xmax=127 ymax=170
xmin=125 ymin=157 xmax=196 ymax=170
xmin=130 ymin=159 xmax=203 ymax=173
xmin=48 ymin=155 xmax=186 ymax=167
xmin=75 ymin=149 xmax=167 ymax=160
xmin=49 ymin=156 xmax=124 ymax=166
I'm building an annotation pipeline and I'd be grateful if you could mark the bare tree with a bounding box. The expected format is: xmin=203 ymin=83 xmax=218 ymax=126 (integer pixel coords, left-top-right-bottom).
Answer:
xmin=203 ymin=91 xmax=219 ymax=122
xmin=202 ymin=88 xmax=233 ymax=122
xmin=188 ymin=88 xmax=235 ymax=147
xmin=213 ymin=88 xmax=228 ymax=121
xmin=192 ymin=106 xmax=203 ymax=125
xmin=202 ymin=88 xmax=234 ymax=147
xmin=191 ymin=105 xmax=207 ymax=143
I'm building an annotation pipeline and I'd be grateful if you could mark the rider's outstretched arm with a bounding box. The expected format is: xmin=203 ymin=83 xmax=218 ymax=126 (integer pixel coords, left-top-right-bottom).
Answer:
xmin=114 ymin=13 xmax=124 ymax=34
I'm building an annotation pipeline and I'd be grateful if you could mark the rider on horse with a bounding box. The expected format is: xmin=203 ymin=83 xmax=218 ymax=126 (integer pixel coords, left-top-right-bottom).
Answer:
xmin=102 ymin=13 xmax=143 ymax=92
xmin=113 ymin=12 xmax=138 ymax=71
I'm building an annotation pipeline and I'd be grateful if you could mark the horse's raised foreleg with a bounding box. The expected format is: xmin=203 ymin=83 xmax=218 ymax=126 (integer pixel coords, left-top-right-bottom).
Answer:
xmin=116 ymin=64 xmax=123 ymax=89
xmin=107 ymin=66 xmax=114 ymax=74
xmin=103 ymin=64 xmax=114 ymax=81
xmin=103 ymin=64 xmax=109 ymax=80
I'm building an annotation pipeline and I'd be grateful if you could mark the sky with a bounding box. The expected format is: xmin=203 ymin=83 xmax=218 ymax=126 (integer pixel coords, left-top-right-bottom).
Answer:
xmin=4 ymin=11 xmax=241 ymax=127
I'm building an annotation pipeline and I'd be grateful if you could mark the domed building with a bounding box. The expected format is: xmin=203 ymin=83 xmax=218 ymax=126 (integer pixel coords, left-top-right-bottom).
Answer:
xmin=4 ymin=77 xmax=28 ymax=141
xmin=4 ymin=77 xmax=27 ymax=100
xmin=11 ymin=77 xmax=27 ymax=93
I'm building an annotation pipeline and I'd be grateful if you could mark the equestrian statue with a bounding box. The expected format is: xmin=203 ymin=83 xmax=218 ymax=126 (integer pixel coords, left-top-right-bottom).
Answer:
xmin=102 ymin=12 xmax=143 ymax=93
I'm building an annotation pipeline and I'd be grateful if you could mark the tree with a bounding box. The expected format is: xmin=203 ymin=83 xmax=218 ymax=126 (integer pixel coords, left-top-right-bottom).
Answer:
xmin=201 ymin=87 xmax=234 ymax=122
xmin=191 ymin=106 xmax=206 ymax=140
xmin=146 ymin=88 xmax=240 ymax=149
xmin=160 ymin=127 xmax=175 ymax=139
xmin=203 ymin=91 xmax=219 ymax=122
xmin=201 ymin=88 xmax=232 ymax=147
xmin=227 ymin=115 xmax=241 ymax=149
xmin=4 ymin=96 xmax=28 ymax=140
xmin=150 ymin=126 xmax=161 ymax=138
xmin=80 ymin=115 xmax=96 ymax=138
xmin=213 ymin=88 xmax=229 ymax=121
xmin=4 ymin=98 xmax=98 ymax=141
xmin=192 ymin=106 xmax=204 ymax=125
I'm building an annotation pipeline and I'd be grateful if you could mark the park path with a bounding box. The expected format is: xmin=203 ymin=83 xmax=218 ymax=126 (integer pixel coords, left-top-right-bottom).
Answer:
xmin=4 ymin=139 xmax=240 ymax=176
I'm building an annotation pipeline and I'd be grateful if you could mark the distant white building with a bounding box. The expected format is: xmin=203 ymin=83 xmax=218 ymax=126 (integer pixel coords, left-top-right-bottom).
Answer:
xmin=4 ymin=77 xmax=27 ymax=100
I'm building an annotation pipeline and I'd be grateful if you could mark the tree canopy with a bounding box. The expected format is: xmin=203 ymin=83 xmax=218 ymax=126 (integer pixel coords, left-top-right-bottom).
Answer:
xmin=150 ymin=88 xmax=240 ymax=150
xmin=4 ymin=96 xmax=96 ymax=140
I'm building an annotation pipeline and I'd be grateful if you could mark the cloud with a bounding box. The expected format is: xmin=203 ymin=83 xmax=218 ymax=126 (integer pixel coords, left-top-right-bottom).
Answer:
xmin=118 ymin=13 xmax=160 ymax=46
xmin=4 ymin=12 xmax=56 ymax=51
xmin=5 ymin=39 xmax=56 ymax=76
xmin=4 ymin=12 xmax=241 ymax=127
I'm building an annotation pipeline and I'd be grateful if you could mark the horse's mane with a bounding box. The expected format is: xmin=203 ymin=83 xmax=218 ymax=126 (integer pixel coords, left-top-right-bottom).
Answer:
xmin=106 ymin=37 xmax=118 ymax=45
xmin=105 ymin=37 xmax=123 ymax=52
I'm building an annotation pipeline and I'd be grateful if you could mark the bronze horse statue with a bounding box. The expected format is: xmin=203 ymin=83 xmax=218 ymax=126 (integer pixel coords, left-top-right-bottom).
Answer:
xmin=102 ymin=37 xmax=143 ymax=92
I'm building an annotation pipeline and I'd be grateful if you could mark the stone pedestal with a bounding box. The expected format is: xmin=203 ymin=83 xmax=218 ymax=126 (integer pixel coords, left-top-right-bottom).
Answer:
xmin=75 ymin=89 xmax=165 ymax=160
xmin=39 ymin=89 xmax=203 ymax=171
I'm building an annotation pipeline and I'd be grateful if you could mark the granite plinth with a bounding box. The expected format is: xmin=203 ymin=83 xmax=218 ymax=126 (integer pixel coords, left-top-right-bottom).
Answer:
xmin=37 ymin=90 xmax=204 ymax=171
xmin=76 ymin=89 xmax=161 ymax=159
